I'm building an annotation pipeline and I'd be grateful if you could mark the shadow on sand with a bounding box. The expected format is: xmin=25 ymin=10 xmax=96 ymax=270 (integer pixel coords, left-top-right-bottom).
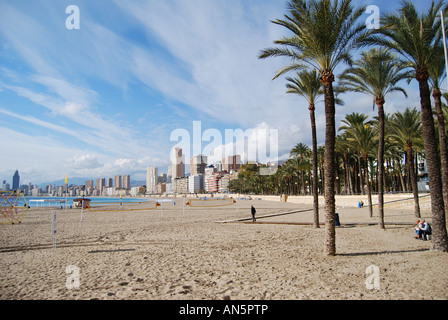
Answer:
xmin=337 ymin=248 xmax=429 ymax=257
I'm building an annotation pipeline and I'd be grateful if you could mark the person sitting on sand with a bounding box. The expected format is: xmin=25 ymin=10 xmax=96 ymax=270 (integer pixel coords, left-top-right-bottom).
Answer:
xmin=418 ymin=219 xmax=432 ymax=241
xmin=413 ymin=219 xmax=421 ymax=239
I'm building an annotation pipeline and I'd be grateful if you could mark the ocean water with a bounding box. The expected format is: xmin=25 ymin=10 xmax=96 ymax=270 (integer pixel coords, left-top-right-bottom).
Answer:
xmin=25 ymin=196 xmax=169 ymax=208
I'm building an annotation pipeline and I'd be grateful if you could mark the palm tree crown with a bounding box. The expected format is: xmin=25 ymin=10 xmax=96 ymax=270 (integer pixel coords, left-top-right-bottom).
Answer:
xmin=339 ymin=48 xmax=409 ymax=104
xmin=259 ymin=0 xmax=367 ymax=80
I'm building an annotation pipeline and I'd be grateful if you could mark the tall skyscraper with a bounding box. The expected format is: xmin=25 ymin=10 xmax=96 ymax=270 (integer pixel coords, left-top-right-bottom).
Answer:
xmin=12 ymin=170 xmax=20 ymax=190
xmin=190 ymin=155 xmax=207 ymax=176
xmin=171 ymin=147 xmax=185 ymax=178
xmin=96 ymin=178 xmax=105 ymax=193
xmin=123 ymin=175 xmax=130 ymax=189
xmin=114 ymin=175 xmax=122 ymax=189
xmin=146 ymin=167 xmax=158 ymax=194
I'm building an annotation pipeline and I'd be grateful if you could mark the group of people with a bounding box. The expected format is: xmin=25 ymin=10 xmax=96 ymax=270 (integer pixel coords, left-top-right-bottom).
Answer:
xmin=414 ymin=219 xmax=432 ymax=241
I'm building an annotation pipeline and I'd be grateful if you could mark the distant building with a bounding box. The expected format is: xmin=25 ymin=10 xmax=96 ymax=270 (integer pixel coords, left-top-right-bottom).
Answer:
xmin=114 ymin=175 xmax=122 ymax=189
xmin=190 ymin=155 xmax=207 ymax=176
xmin=215 ymin=161 xmax=222 ymax=172
xmin=123 ymin=175 xmax=130 ymax=190
xmin=2 ymin=180 xmax=10 ymax=191
xmin=222 ymin=155 xmax=241 ymax=172
xmin=12 ymin=170 xmax=20 ymax=190
xmin=171 ymin=147 xmax=185 ymax=178
xmin=146 ymin=167 xmax=158 ymax=194
xmin=173 ymin=177 xmax=188 ymax=194
xmin=188 ymin=174 xmax=204 ymax=193
xmin=85 ymin=180 xmax=94 ymax=195
xmin=206 ymin=173 xmax=222 ymax=193
xmin=96 ymin=178 xmax=105 ymax=195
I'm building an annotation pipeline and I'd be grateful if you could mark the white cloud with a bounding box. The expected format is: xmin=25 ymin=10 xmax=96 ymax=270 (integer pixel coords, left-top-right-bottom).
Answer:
xmin=66 ymin=155 xmax=102 ymax=170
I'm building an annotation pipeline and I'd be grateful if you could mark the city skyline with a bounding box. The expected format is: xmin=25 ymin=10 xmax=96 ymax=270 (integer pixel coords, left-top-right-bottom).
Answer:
xmin=0 ymin=1 xmax=437 ymax=185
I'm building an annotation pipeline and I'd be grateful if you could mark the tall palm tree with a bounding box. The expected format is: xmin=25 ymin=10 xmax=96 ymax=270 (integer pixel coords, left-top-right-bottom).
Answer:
xmin=428 ymin=44 xmax=448 ymax=214
xmin=367 ymin=0 xmax=448 ymax=252
xmin=286 ymin=70 xmax=322 ymax=227
xmin=389 ymin=108 xmax=424 ymax=218
xmin=259 ymin=0 xmax=368 ymax=255
xmin=339 ymin=48 xmax=409 ymax=229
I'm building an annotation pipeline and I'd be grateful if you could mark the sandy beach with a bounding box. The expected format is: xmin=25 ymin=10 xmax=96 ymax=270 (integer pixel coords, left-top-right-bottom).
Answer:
xmin=1 ymin=195 xmax=447 ymax=300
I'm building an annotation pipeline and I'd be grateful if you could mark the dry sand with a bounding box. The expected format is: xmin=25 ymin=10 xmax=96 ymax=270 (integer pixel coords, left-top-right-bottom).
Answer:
xmin=1 ymin=196 xmax=447 ymax=300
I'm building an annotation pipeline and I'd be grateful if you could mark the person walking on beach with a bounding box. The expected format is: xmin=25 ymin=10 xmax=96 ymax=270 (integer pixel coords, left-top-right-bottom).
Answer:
xmin=251 ymin=205 xmax=256 ymax=222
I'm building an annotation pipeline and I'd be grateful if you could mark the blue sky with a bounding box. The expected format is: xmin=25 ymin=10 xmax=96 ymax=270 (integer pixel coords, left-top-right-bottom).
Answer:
xmin=0 ymin=0 xmax=441 ymax=185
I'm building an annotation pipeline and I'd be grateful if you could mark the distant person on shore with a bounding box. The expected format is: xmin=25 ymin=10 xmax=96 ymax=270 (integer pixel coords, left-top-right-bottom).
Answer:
xmin=251 ymin=205 xmax=256 ymax=222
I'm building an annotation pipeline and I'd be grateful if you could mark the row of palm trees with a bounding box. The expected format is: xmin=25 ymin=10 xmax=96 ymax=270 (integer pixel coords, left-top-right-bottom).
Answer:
xmin=229 ymin=108 xmax=427 ymax=211
xmin=257 ymin=0 xmax=448 ymax=254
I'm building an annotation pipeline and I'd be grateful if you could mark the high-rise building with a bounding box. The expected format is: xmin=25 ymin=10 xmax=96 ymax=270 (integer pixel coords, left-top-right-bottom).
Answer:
xmin=114 ymin=175 xmax=122 ymax=189
xmin=146 ymin=167 xmax=158 ymax=194
xmin=12 ymin=170 xmax=20 ymax=190
xmin=123 ymin=175 xmax=130 ymax=189
xmin=85 ymin=180 xmax=94 ymax=195
xmin=222 ymin=155 xmax=242 ymax=172
xmin=215 ymin=161 xmax=222 ymax=172
xmin=96 ymin=178 xmax=105 ymax=194
xmin=171 ymin=147 xmax=185 ymax=178
xmin=190 ymin=155 xmax=207 ymax=176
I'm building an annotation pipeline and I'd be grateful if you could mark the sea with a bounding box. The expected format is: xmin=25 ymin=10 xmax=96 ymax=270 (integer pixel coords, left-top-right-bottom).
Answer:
xmin=25 ymin=196 xmax=170 ymax=208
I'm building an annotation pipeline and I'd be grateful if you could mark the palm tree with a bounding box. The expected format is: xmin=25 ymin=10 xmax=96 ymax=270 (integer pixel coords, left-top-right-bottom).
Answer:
xmin=335 ymin=133 xmax=353 ymax=195
xmin=389 ymin=108 xmax=424 ymax=218
xmin=339 ymin=48 xmax=409 ymax=229
xmin=429 ymin=44 xmax=448 ymax=214
xmin=367 ymin=0 xmax=448 ymax=252
xmin=339 ymin=112 xmax=372 ymax=195
xmin=286 ymin=70 xmax=322 ymax=227
xmin=343 ymin=119 xmax=377 ymax=218
xmin=290 ymin=142 xmax=311 ymax=195
xmin=259 ymin=0 xmax=368 ymax=255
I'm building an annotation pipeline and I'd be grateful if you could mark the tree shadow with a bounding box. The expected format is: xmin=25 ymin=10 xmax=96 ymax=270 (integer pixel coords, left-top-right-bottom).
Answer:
xmin=88 ymin=248 xmax=136 ymax=254
xmin=337 ymin=248 xmax=429 ymax=257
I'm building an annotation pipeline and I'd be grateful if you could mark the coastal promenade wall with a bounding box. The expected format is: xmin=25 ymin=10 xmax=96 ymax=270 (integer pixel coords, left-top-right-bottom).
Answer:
xmin=149 ymin=192 xmax=431 ymax=210
xmin=225 ymin=193 xmax=431 ymax=209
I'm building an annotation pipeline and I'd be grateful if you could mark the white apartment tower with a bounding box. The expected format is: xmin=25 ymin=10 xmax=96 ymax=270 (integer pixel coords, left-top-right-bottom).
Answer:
xmin=146 ymin=167 xmax=158 ymax=194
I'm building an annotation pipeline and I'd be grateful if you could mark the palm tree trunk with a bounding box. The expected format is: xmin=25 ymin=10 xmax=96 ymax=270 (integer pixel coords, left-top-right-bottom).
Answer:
xmin=417 ymin=74 xmax=448 ymax=252
xmin=406 ymin=147 xmax=421 ymax=218
xmin=310 ymin=104 xmax=320 ymax=228
xmin=364 ymin=156 xmax=373 ymax=218
xmin=397 ymin=157 xmax=405 ymax=192
xmin=322 ymin=71 xmax=336 ymax=256
xmin=433 ymin=89 xmax=448 ymax=217
xmin=377 ymin=103 xmax=385 ymax=229
xmin=358 ymin=157 xmax=365 ymax=195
